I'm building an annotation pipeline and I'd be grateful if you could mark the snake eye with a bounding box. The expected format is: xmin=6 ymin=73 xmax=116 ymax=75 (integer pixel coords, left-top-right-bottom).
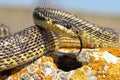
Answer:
xmin=52 ymin=20 xmax=58 ymax=24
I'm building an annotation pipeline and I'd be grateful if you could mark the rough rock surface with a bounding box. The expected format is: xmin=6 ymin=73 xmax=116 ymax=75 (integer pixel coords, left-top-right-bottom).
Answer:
xmin=0 ymin=48 xmax=120 ymax=80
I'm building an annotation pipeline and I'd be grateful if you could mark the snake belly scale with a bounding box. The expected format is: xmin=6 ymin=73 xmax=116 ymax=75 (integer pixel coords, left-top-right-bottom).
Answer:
xmin=0 ymin=6 xmax=119 ymax=71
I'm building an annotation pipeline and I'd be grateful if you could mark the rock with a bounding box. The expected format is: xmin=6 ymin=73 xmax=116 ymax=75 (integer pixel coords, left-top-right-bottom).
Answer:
xmin=0 ymin=48 xmax=120 ymax=80
xmin=0 ymin=23 xmax=10 ymax=38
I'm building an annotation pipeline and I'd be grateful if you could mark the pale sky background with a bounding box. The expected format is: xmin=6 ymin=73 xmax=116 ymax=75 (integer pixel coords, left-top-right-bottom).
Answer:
xmin=0 ymin=0 xmax=120 ymax=16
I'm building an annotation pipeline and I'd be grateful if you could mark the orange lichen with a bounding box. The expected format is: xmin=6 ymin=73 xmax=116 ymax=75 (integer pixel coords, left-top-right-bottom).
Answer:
xmin=39 ymin=56 xmax=57 ymax=69
xmin=70 ymin=70 xmax=88 ymax=80
xmin=81 ymin=65 xmax=89 ymax=72
xmin=106 ymin=64 xmax=120 ymax=79
xmin=89 ymin=60 xmax=106 ymax=75
xmin=97 ymin=64 xmax=120 ymax=80
xmin=10 ymin=67 xmax=29 ymax=79
xmin=1 ymin=48 xmax=120 ymax=80
xmin=8 ymin=56 xmax=57 ymax=80
xmin=100 ymin=48 xmax=120 ymax=56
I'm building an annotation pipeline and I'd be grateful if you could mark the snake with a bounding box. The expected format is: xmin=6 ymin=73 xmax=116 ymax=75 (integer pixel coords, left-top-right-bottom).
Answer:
xmin=0 ymin=6 xmax=119 ymax=72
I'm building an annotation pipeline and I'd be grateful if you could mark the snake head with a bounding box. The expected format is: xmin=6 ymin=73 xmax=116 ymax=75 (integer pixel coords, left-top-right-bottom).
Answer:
xmin=33 ymin=7 xmax=47 ymax=21
xmin=33 ymin=6 xmax=82 ymax=38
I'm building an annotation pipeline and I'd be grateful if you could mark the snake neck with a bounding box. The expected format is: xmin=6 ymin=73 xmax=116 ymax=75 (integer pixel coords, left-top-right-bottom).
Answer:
xmin=41 ymin=27 xmax=60 ymax=53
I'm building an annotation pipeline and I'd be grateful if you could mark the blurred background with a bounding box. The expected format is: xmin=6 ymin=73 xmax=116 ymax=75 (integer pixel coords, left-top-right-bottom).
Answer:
xmin=0 ymin=0 xmax=120 ymax=33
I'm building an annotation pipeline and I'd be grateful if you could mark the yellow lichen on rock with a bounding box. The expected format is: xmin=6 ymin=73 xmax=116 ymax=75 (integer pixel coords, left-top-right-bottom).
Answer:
xmin=7 ymin=56 xmax=57 ymax=80
xmin=100 ymin=48 xmax=120 ymax=56
xmin=0 ymin=48 xmax=120 ymax=80
xmin=89 ymin=60 xmax=106 ymax=75
xmin=70 ymin=70 xmax=88 ymax=80
xmin=105 ymin=64 xmax=120 ymax=80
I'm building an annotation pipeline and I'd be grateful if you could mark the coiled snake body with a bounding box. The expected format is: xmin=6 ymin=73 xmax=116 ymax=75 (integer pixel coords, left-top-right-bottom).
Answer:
xmin=0 ymin=7 xmax=119 ymax=71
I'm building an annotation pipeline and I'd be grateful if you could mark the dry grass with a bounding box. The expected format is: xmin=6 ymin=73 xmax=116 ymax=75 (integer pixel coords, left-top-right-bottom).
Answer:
xmin=0 ymin=7 xmax=120 ymax=34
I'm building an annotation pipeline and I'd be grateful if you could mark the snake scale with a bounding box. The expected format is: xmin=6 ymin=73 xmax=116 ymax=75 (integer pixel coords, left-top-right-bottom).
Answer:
xmin=0 ymin=6 xmax=119 ymax=72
